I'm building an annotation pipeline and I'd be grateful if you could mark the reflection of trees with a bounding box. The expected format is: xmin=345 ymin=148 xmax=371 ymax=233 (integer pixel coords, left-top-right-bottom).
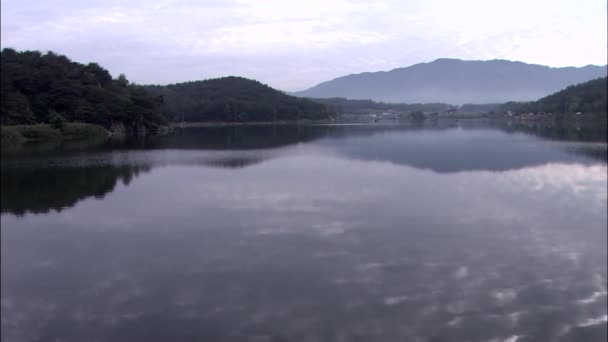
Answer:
xmin=494 ymin=119 xmax=608 ymax=142
xmin=200 ymin=156 xmax=267 ymax=169
xmin=492 ymin=120 xmax=607 ymax=162
xmin=0 ymin=164 xmax=150 ymax=216
xmin=566 ymin=144 xmax=608 ymax=162
xmin=2 ymin=122 xmax=604 ymax=217
xmin=157 ymin=124 xmax=448 ymax=150
xmin=157 ymin=125 xmax=332 ymax=150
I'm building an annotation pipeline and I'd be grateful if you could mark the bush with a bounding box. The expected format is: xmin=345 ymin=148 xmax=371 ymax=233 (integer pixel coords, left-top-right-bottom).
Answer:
xmin=1 ymin=126 xmax=26 ymax=148
xmin=14 ymin=124 xmax=62 ymax=141
xmin=62 ymin=123 xmax=108 ymax=139
xmin=409 ymin=111 xmax=426 ymax=122
xmin=48 ymin=110 xmax=67 ymax=130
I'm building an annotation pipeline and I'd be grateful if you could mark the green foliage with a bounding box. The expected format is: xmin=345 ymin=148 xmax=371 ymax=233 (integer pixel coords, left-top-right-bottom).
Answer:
xmin=500 ymin=77 xmax=607 ymax=115
xmin=0 ymin=126 xmax=25 ymax=147
xmin=117 ymin=73 xmax=129 ymax=87
xmin=48 ymin=110 xmax=67 ymax=130
xmin=144 ymin=77 xmax=333 ymax=122
xmin=14 ymin=124 xmax=62 ymax=141
xmin=0 ymin=48 xmax=168 ymax=133
xmin=61 ymin=123 xmax=108 ymax=139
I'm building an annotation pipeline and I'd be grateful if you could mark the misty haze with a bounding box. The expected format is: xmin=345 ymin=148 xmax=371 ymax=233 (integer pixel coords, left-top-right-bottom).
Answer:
xmin=1 ymin=1 xmax=607 ymax=342
xmin=294 ymin=58 xmax=607 ymax=104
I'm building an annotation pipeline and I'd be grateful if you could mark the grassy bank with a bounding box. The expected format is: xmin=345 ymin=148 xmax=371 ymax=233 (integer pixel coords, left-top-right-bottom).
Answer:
xmin=0 ymin=126 xmax=26 ymax=147
xmin=1 ymin=123 xmax=108 ymax=148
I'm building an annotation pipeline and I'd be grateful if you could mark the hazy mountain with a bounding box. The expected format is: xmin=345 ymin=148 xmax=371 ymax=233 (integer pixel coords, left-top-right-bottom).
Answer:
xmin=295 ymin=59 xmax=607 ymax=105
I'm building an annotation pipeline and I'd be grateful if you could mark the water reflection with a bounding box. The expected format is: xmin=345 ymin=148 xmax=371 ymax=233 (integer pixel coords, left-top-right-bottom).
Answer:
xmin=1 ymin=164 xmax=150 ymax=216
xmin=318 ymin=128 xmax=606 ymax=172
xmin=1 ymin=123 xmax=606 ymax=341
xmin=1 ymin=124 xmax=605 ymax=216
xmin=496 ymin=119 xmax=608 ymax=143
xmin=159 ymin=125 xmax=331 ymax=150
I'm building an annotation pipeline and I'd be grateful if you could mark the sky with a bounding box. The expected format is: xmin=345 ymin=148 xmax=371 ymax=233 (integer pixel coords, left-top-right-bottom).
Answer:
xmin=1 ymin=0 xmax=606 ymax=91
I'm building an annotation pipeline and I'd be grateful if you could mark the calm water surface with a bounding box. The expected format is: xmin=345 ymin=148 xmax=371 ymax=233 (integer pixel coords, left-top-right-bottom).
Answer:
xmin=1 ymin=122 xmax=607 ymax=341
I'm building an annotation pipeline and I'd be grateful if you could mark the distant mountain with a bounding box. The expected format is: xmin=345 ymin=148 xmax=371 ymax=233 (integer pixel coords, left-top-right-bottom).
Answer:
xmin=501 ymin=77 xmax=607 ymax=114
xmin=295 ymin=58 xmax=607 ymax=105
xmin=144 ymin=77 xmax=332 ymax=122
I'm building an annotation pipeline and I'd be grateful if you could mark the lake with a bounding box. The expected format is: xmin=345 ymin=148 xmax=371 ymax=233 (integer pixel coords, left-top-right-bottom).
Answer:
xmin=1 ymin=121 xmax=607 ymax=342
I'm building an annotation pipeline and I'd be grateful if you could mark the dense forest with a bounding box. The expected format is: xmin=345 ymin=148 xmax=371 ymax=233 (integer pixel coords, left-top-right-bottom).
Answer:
xmin=500 ymin=77 xmax=607 ymax=115
xmin=305 ymin=97 xmax=453 ymax=114
xmin=0 ymin=49 xmax=167 ymax=133
xmin=144 ymin=77 xmax=333 ymax=122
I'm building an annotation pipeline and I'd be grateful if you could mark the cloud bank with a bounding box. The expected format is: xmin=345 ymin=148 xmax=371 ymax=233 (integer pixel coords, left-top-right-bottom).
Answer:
xmin=1 ymin=0 xmax=606 ymax=90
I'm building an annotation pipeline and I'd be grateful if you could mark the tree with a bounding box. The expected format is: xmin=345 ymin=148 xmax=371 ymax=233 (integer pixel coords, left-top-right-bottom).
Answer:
xmin=409 ymin=111 xmax=426 ymax=122
xmin=48 ymin=110 xmax=66 ymax=130
xmin=500 ymin=77 xmax=607 ymax=115
xmin=117 ymin=73 xmax=129 ymax=87
xmin=0 ymin=49 xmax=168 ymax=133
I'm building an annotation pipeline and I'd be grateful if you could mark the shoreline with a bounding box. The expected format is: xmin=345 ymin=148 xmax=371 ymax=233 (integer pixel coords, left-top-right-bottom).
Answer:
xmin=169 ymin=115 xmax=607 ymax=129
xmin=170 ymin=120 xmax=334 ymax=128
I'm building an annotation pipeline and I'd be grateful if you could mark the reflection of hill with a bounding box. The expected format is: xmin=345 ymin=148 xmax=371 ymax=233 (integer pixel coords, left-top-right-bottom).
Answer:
xmin=149 ymin=123 xmax=607 ymax=172
xmin=198 ymin=155 xmax=267 ymax=169
xmin=0 ymin=164 xmax=150 ymax=216
xmin=319 ymin=128 xmax=606 ymax=173
xmin=493 ymin=120 xmax=608 ymax=143
xmin=158 ymin=124 xmax=448 ymax=150
xmin=563 ymin=143 xmax=608 ymax=162
xmin=1 ymin=123 xmax=605 ymax=218
xmin=158 ymin=125 xmax=332 ymax=150
xmin=175 ymin=123 xmax=606 ymax=172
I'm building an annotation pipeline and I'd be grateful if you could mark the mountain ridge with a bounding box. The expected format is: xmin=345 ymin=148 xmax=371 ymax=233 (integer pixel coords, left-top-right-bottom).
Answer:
xmin=295 ymin=58 xmax=607 ymax=105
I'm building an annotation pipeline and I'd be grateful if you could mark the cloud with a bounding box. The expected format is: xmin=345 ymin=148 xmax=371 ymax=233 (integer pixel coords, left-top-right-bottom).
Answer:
xmin=1 ymin=0 xmax=606 ymax=90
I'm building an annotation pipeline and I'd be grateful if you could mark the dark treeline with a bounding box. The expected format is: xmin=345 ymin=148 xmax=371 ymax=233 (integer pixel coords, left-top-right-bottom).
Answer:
xmin=500 ymin=77 xmax=607 ymax=115
xmin=459 ymin=103 xmax=501 ymax=113
xmin=0 ymin=49 xmax=167 ymax=132
xmin=305 ymin=97 xmax=454 ymax=114
xmin=307 ymin=78 xmax=608 ymax=117
xmin=144 ymin=77 xmax=333 ymax=122
xmin=3 ymin=48 xmax=604 ymax=131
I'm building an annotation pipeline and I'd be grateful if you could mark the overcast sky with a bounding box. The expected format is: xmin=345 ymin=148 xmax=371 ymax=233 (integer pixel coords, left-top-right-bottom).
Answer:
xmin=1 ymin=0 xmax=606 ymax=91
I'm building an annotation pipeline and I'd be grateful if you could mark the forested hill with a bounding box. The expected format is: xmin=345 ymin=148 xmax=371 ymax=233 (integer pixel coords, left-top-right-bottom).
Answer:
xmin=143 ymin=77 xmax=333 ymax=122
xmin=0 ymin=49 xmax=167 ymax=131
xmin=501 ymin=77 xmax=607 ymax=114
